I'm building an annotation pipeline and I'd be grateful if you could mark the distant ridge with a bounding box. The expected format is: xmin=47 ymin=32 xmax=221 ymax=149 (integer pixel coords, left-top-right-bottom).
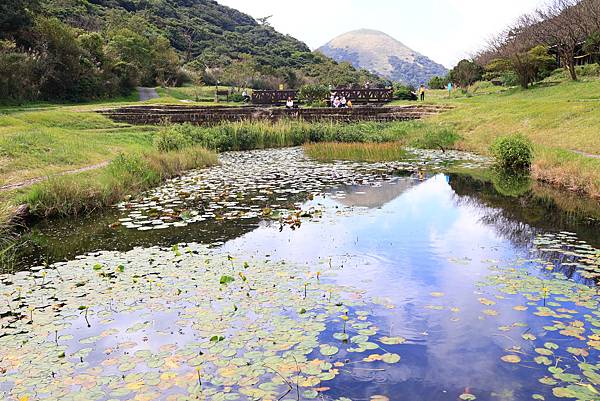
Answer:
xmin=318 ymin=29 xmax=448 ymax=86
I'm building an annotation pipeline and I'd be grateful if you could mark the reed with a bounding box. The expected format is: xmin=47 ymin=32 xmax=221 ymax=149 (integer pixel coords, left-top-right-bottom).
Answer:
xmin=303 ymin=142 xmax=409 ymax=162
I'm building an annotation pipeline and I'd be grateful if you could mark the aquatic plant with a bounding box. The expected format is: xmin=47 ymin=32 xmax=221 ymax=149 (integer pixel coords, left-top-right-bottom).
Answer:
xmin=409 ymin=126 xmax=462 ymax=152
xmin=155 ymin=119 xmax=437 ymax=152
xmin=303 ymin=142 xmax=409 ymax=162
xmin=0 ymin=204 xmax=23 ymax=272
xmin=0 ymin=245 xmax=404 ymax=400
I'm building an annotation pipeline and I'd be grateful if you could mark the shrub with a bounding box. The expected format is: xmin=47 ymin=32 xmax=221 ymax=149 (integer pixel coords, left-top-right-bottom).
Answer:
xmin=490 ymin=134 xmax=534 ymax=171
xmin=428 ymin=76 xmax=449 ymax=89
xmin=154 ymin=126 xmax=192 ymax=152
xmin=228 ymin=92 xmax=246 ymax=102
xmin=393 ymin=84 xmax=417 ymax=101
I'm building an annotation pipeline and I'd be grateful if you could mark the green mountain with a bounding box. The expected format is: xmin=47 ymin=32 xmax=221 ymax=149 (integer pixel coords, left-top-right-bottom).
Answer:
xmin=1 ymin=0 xmax=383 ymax=103
xmin=318 ymin=29 xmax=448 ymax=87
xmin=40 ymin=0 xmax=383 ymax=86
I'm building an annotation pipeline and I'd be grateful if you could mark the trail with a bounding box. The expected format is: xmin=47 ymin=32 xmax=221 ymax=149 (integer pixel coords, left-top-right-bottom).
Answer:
xmin=572 ymin=150 xmax=600 ymax=159
xmin=137 ymin=87 xmax=159 ymax=101
xmin=0 ymin=161 xmax=109 ymax=193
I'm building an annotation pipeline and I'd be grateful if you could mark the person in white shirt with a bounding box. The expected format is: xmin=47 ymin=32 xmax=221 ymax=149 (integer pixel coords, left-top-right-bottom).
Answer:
xmin=286 ymin=97 xmax=294 ymax=109
xmin=340 ymin=96 xmax=347 ymax=108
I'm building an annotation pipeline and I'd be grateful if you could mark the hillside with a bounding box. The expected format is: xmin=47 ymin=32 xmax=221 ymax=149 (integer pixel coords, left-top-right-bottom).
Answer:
xmin=42 ymin=0 xmax=385 ymax=84
xmin=0 ymin=0 xmax=383 ymax=103
xmin=318 ymin=29 xmax=448 ymax=86
xmin=43 ymin=0 xmax=311 ymax=69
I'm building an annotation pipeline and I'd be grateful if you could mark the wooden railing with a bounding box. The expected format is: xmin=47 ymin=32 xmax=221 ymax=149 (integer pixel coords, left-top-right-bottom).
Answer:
xmin=331 ymin=88 xmax=394 ymax=104
xmin=252 ymin=90 xmax=298 ymax=105
xmin=251 ymin=88 xmax=394 ymax=105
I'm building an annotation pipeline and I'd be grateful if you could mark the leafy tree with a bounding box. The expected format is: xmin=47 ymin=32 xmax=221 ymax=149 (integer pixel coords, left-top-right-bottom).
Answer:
xmin=298 ymin=84 xmax=329 ymax=103
xmin=485 ymin=45 xmax=554 ymax=89
xmin=584 ymin=31 xmax=600 ymax=62
xmin=428 ymin=76 xmax=449 ymax=89
xmin=0 ymin=0 xmax=39 ymax=41
xmin=449 ymin=59 xmax=484 ymax=88
xmin=0 ymin=40 xmax=39 ymax=103
xmin=393 ymin=83 xmax=417 ymax=101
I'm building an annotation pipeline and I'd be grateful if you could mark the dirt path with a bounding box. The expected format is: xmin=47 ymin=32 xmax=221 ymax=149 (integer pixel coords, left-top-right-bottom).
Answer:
xmin=0 ymin=161 xmax=109 ymax=193
xmin=572 ymin=150 xmax=600 ymax=159
xmin=137 ymin=87 xmax=159 ymax=101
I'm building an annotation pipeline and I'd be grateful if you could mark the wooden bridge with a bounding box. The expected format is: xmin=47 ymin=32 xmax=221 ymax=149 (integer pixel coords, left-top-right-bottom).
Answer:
xmin=251 ymin=88 xmax=394 ymax=105
xmin=252 ymin=90 xmax=298 ymax=105
xmin=99 ymin=104 xmax=452 ymax=126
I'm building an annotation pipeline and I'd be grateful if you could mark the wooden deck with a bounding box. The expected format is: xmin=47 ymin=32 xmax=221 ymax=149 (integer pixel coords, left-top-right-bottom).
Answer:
xmin=99 ymin=105 xmax=452 ymax=126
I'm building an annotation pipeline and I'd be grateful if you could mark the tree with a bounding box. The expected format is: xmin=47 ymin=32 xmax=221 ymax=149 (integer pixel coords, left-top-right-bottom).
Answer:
xmin=298 ymin=84 xmax=329 ymax=103
xmin=584 ymin=31 xmax=600 ymax=62
xmin=532 ymin=0 xmax=589 ymax=81
xmin=449 ymin=59 xmax=484 ymax=87
xmin=151 ymin=36 xmax=181 ymax=87
xmin=485 ymin=45 xmax=554 ymax=89
xmin=0 ymin=0 xmax=39 ymax=42
xmin=428 ymin=76 xmax=449 ymax=89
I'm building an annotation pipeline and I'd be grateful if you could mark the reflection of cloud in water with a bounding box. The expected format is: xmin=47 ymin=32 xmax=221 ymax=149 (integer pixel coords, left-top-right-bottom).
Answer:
xmin=331 ymin=177 xmax=416 ymax=209
xmin=220 ymin=174 xmax=549 ymax=398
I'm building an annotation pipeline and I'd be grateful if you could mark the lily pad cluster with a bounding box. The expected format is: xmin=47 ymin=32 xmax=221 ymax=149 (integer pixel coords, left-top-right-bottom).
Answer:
xmin=115 ymin=148 xmax=488 ymax=231
xmin=533 ymin=232 xmax=600 ymax=281
xmin=0 ymin=244 xmax=405 ymax=401
xmin=479 ymin=257 xmax=600 ymax=400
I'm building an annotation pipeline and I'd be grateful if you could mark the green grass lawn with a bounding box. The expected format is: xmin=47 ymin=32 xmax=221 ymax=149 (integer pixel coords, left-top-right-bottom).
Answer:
xmin=0 ymin=108 xmax=157 ymax=188
xmin=156 ymin=85 xmax=248 ymax=106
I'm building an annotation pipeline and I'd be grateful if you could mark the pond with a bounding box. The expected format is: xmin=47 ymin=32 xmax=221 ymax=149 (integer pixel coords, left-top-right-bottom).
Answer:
xmin=2 ymin=148 xmax=599 ymax=401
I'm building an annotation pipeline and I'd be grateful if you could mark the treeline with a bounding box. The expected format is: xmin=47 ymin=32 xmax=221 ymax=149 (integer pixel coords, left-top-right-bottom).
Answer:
xmin=478 ymin=0 xmax=600 ymax=87
xmin=0 ymin=0 xmax=184 ymax=103
xmin=0 ymin=0 xmax=383 ymax=104
xmin=428 ymin=0 xmax=600 ymax=90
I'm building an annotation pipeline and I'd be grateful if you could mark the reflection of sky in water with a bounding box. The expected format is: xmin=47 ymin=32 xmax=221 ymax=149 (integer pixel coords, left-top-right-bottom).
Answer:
xmin=27 ymin=174 xmax=594 ymax=401
xmin=219 ymin=175 xmax=566 ymax=400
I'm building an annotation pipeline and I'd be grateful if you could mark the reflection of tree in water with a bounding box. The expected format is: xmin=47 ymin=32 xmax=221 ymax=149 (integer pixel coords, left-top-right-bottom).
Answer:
xmin=449 ymin=174 xmax=599 ymax=283
xmin=452 ymin=192 xmax=538 ymax=248
xmin=448 ymin=173 xmax=600 ymax=247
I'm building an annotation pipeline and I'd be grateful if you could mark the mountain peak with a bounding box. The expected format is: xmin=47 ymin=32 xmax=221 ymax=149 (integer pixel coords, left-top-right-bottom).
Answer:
xmin=318 ymin=30 xmax=447 ymax=86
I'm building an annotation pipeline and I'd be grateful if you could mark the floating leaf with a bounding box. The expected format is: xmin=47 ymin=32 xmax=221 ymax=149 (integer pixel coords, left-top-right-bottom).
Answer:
xmin=501 ymin=355 xmax=521 ymax=364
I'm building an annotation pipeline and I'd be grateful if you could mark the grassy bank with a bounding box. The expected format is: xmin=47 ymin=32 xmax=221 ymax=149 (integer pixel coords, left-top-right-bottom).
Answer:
xmin=21 ymin=147 xmax=217 ymax=218
xmin=393 ymin=68 xmax=600 ymax=198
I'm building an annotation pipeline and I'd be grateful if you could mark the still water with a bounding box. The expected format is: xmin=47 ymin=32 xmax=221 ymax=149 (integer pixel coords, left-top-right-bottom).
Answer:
xmin=1 ymin=148 xmax=599 ymax=401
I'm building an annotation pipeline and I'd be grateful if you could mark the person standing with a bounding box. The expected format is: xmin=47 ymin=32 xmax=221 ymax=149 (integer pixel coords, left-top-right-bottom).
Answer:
xmin=447 ymin=82 xmax=453 ymax=97
xmin=419 ymin=85 xmax=426 ymax=101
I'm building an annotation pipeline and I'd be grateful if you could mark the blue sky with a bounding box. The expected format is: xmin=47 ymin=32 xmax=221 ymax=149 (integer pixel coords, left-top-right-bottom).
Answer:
xmin=217 ymin=0 xmax=544 ymax=68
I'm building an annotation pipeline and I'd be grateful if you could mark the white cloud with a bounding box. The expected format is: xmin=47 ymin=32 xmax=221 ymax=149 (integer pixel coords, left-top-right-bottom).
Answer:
xmin=216 ymin=0 xmax=545 ymax=68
